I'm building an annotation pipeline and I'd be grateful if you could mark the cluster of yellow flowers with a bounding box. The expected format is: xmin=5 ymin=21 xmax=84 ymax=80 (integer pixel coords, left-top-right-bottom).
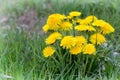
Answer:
xmin=42 ymin=11 xmax=114 ymax=57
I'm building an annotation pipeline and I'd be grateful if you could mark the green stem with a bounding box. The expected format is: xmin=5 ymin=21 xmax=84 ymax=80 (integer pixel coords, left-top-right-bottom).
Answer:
xmin=83 ymin=56 xmax=89 ymax=76
xmin=73 ymin=20 xmax=77 ymax=36
xmin=87 ymin=56 xmax=94 ymax=75
xmin=73 ymin=24 xmax=75 ymax=36
xmin=70 ymin=54 xmax=72 ymax=65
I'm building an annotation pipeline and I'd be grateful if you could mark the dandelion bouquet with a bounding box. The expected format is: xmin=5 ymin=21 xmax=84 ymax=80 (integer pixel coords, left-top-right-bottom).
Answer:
xmin=42 ymin=11 xmax=114 ymax=76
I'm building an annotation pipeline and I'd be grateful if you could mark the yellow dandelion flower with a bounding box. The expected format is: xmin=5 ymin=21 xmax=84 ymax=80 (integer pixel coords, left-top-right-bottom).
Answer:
xmin=67 ymin=16 xmax=72 ymax=20
xmin=85 ymin=15 xmax=98 ymax=23
xmin=75 ymin=36 xmax=87 ymax=46
xmin=43 ymin=46 xmax=55 ymax=57
xmin=100 ymin=22 xmax=115 ymax=34
xmin=92 ymin=20 xmax=115 ymax=34
xmin=69 ymin=46 xmax=82 ymax=55
xmin=69 ymin=11 xmax=81 ymax=17
xmin=42 ymin=24 xmax=49 ymax=32
xmin=45 ymin=32 xmax=62 ymax=44
xmin=46 ymin=36 xmax=55 ymax=45
xmin=80 ymin=19 xmax=90 ymax=25
xmin=47 ymin=14 xmax=65 ymax=30
xmin=83 ymin=44 xmax=96 ymax=55
xmin=92 ymin=20 xmax=105 ymax=27
xmin=60 ymin=21 xmax=72 ymax=30
xmin=90 ymin=33 xmax=106 ymax=45
xmin=77 ymin=19 xmax=90 ymax=25
xmin=76 ymin=19 xmax=83 ymax=24
xmin=60 ymin=36 xmax=76 ymax=49
xmin=76 ymin=16 xmax=97 ymax=25
xmin=75 ymin=25 xmax=96 ymax=31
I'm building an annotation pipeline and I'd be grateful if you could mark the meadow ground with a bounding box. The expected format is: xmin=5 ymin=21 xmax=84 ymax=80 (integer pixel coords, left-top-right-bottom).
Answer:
xmin=0 ymin=0 xmax=120 ymax=80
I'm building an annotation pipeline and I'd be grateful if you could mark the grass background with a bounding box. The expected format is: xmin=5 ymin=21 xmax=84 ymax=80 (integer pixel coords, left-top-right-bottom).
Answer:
xmin=0 ymin=0 xmax=120 ymax=80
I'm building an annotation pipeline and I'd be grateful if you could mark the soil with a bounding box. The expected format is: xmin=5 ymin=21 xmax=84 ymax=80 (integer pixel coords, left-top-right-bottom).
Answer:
xmin=17 ymin=9 xmax=39 ymax=32
xmin=0 ymin=9 xmax=45 ymax=35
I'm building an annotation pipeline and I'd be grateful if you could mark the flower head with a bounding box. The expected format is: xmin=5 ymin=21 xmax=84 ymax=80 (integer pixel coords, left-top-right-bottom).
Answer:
xmin=85 ymin=15 xmax=98 ymax=23
xmin=60 ymin=21 xmax=72 ymax=30
xmin=78 ymin=19 xmax=90 ymax=25
xmin=75 ymin=36 xmax=87 ymax=46
xmin=92 ymin=20 xmax=115 ymax=34
xmin=92 ymin=20 xmax=106 ymax=27
xmin=60 ymin=36 xmax=76 ymax=49
xmin=90 ymin=33 xmax=106 ymax=45
xmin=42 ymin=24 xmax=49 ymax=32
xmin=75 ymin=25 xmax=96 ymax=31
xmin=76 ymin=19 xmax=83 ymax=24
xmin=43 ymin=46 xmax=55 ymax=57
xmin=83 ymin=44 xmax=96 ymax=55
xmin=69 ymin=11 xmax=81 ymax=17
xmin=45 ymin=32 xmax=62 ymax=44
xmin=47 ymin=14 xmax=65 ymax=30
xmin=100 ymin=22 xmax=114 ymax=34
xmin=76 ymin=16 xmax=97 ymax=25
xmin=67 ymin=16 xmax=72 ymax=20
xmin=69 ymin=46 xmax=82 ymax=55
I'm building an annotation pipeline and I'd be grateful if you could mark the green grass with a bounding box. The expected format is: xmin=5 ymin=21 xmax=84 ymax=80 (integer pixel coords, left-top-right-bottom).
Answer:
xmin=0 ymin=0 xmax=120 ymax=80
